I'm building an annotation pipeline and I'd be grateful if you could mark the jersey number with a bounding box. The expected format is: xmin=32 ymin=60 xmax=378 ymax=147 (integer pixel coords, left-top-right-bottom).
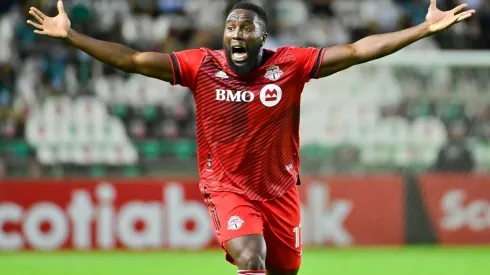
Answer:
xmin=293 ymin=224 xmax=302 ymax=249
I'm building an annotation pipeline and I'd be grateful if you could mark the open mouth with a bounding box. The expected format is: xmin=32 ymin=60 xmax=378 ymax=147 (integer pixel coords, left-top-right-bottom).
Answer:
xmin=231 ymin=45 xmax=248 ymax=62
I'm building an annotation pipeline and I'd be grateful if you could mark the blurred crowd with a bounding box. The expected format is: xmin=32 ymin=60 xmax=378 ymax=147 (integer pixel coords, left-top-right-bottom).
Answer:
xmin=0 ymin=0 xmax=489 ymax=177
xmin=0 ymin=0 xmax=488 ymax=117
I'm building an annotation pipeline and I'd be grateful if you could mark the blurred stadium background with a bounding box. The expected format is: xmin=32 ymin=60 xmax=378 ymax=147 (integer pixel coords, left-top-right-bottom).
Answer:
xmin=1 ymin=0 xmax=490 ymax=274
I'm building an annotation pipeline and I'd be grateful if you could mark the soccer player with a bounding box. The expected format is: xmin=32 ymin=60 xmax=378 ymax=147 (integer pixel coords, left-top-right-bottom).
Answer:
xmin=27 ymin=0 xmax=474 ymax=274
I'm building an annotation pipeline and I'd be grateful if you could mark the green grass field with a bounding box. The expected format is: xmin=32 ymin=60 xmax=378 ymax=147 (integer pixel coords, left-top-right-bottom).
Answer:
xmin=1 ymin=247 xmax=489 ymax=275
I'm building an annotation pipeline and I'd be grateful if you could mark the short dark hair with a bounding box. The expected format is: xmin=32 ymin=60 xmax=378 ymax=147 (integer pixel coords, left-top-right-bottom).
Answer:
xmin=228 ymin=1 xmax=268 ymax=30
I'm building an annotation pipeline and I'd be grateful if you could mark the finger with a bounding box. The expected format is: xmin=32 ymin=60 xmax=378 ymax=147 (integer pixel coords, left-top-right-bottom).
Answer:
xmin=458 ymin=9 xmax=476 ymax=16
xmin=27 ymin=20 xmax=43 ymax=30
xmin=457 ymin=13 xmax=473 ymax=22
xmin=452 ymin=3 xmax=469 ymax=14
xmin=430 ymin=0 xmax=437 ymax=8
xmin=457 ymin=11 xmax=475 ymax=22
xmin=33 ymin=30 xmax=47 ymax=35
xmin=28 ymin=10 xmax=43 ymax=23
xmin=456 ymin=9 xmax=476 ymax=19
xmin=30 ymin=7 xmax=46 ymax=20
xmin=57 ymin=0 xmax=65 ymax=14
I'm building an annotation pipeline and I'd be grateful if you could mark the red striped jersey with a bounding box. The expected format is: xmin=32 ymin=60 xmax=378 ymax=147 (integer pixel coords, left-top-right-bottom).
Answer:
xmin=169 ymin=46 xmax=326 ymax=201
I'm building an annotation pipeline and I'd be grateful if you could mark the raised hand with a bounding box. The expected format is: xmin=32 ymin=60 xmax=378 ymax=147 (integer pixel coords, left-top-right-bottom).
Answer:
xmin=27 ymin=0 xmax=71 ymax=38
xmin=426 ymin=0 xmax=476 ymax=33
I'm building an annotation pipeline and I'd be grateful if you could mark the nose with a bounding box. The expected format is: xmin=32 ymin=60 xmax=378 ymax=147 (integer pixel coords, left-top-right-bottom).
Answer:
xmin=232 ymin=28 xmax=243 ymax=40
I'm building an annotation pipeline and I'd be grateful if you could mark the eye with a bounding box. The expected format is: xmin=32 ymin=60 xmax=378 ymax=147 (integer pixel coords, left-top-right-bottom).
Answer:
xmin=227 ymin=27 xmax=235 ymax=31
xmin=244 ymin=28 xmax=252 ymax=32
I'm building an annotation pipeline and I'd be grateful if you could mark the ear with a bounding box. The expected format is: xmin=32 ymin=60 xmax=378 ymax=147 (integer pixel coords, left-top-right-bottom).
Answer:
xmin=262 ymin=33 xmax=268 ymax=45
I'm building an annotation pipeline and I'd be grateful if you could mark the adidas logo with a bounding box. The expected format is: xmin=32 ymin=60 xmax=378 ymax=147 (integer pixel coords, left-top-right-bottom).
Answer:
xmin=215 ymin=70 xmax=229 ymax=79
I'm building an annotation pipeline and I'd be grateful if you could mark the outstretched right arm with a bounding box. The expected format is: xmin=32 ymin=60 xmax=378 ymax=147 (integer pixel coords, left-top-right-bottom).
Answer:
xmin=27 ymin=0 xmax=173 ymax=82
xmin=65 ymin=30 xmax=173 ymax=81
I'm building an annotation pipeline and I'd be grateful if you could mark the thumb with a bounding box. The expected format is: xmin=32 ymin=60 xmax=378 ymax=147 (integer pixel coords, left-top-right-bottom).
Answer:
xmin=57 ymin=0 xmax=65 ymax=14
xmin=430 ymin=0 xmax=437 ymax=8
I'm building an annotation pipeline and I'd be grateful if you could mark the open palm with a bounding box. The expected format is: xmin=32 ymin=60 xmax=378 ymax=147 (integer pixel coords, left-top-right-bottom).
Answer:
xmin=27 ymin=0 xmax=70 ymax=38
xmin=426 ymin=0 xmax=476 ymax=33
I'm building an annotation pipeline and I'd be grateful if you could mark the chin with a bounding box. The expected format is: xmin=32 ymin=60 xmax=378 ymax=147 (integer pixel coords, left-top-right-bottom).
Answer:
xmin=225 ymin=49 xmax=258 ymax=75
xmin=233 ymin=64 xmax=253 ymax=75
xmin=229 ymin=60 xmax=255 ymax=75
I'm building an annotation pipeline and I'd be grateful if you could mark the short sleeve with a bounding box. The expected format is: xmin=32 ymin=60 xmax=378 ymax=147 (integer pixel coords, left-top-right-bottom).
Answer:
xmin=169 ymin=48 xmax=207 ymax=90
xmin=289 ymin=46 xmax=326 ymax=82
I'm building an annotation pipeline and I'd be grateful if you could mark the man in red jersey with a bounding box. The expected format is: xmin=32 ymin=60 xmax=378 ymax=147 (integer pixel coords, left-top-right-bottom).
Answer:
xmin=28 ymin=0 xmax=474 ymax=274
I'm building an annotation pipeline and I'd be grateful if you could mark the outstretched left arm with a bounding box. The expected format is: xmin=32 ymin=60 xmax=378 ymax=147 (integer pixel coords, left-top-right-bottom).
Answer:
xmin=317 ymin=0 xmax=476 ymax=78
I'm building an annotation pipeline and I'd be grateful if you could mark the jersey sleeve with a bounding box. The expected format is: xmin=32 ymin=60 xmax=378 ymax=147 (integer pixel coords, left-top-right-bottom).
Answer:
xmin=289 ymin=46 xmax=327 ymax=82
xmin=169 ymin=48 xmax=207 ymax=90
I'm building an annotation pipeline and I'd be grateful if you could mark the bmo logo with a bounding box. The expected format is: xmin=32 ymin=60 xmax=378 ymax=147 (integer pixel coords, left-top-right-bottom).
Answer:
xmin=215 ymin=84 xmax=283 ymax=107
xmin=215 ymin=90 xmax=254 ymax=102
xmin=260 ymin=84 xmax=282 ymax=107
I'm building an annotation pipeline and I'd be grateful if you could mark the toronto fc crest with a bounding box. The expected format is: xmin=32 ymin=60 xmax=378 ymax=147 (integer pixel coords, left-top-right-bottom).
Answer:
xmin=264 ymin=65 xmax=283 ymax=81
xmin=227 ymin=216 xmax=245 ymax=230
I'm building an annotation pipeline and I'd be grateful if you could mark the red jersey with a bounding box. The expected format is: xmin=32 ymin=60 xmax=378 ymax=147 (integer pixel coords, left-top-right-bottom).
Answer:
xmin=169 ymin=46 xmax=326 ymax=201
